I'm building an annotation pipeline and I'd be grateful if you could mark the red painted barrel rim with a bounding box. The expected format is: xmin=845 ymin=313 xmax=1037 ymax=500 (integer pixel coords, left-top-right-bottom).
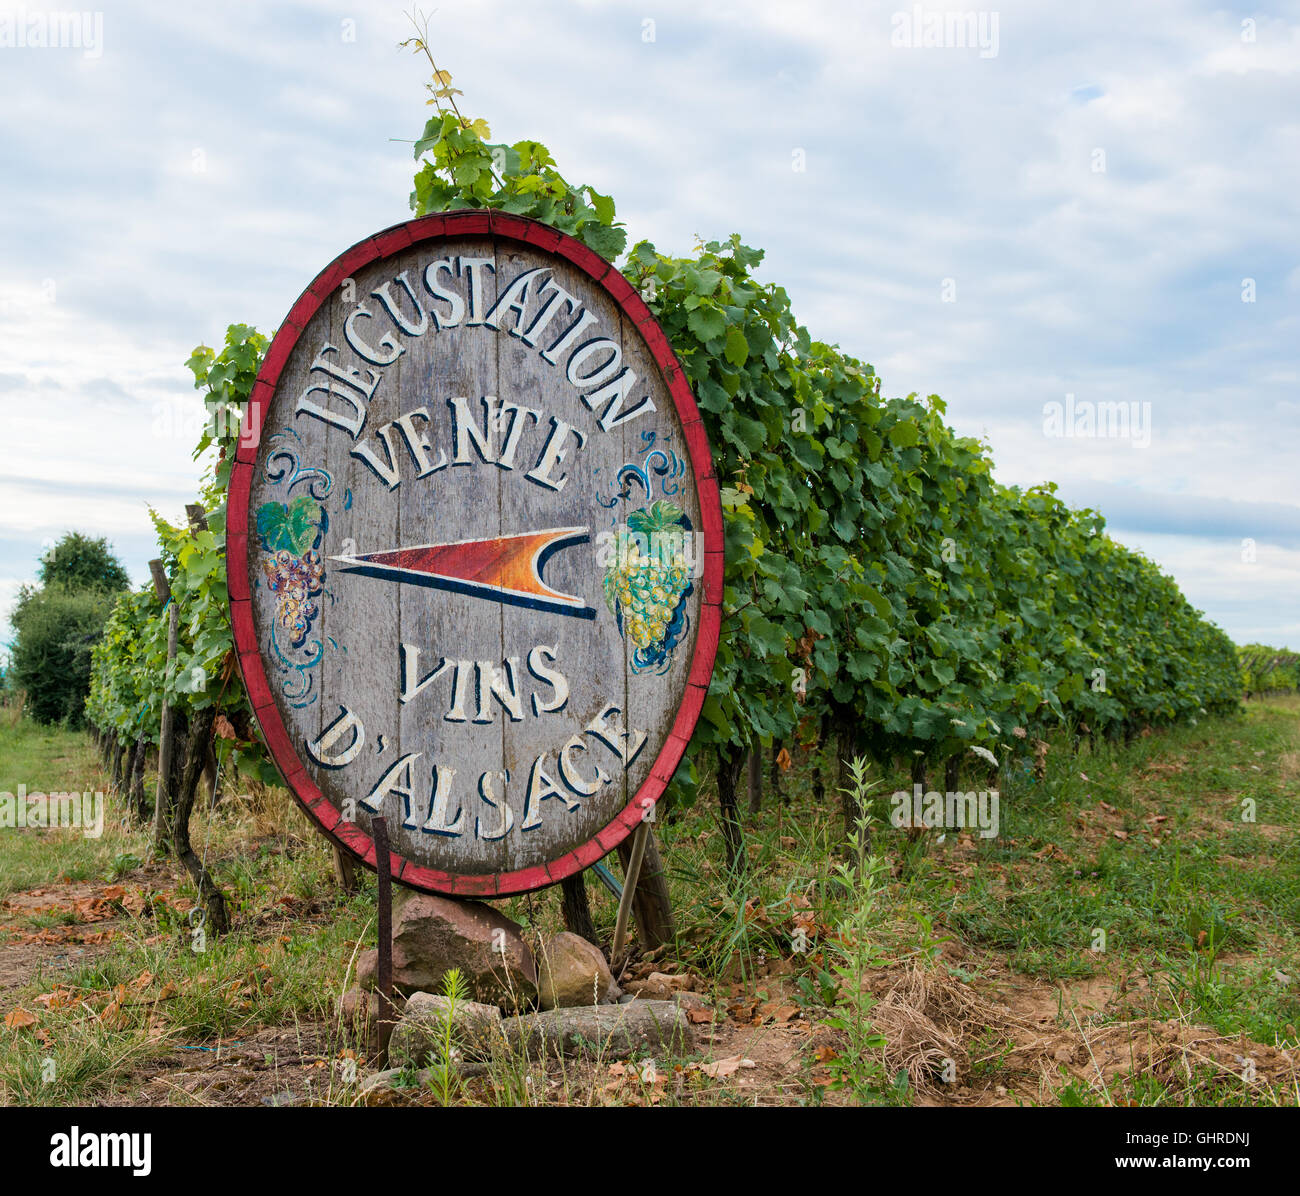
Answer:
xmin=228 ymin=210 xmax=723 ymax=897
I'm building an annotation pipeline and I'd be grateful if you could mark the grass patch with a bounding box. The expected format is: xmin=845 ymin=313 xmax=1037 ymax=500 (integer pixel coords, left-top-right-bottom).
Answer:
xmin=1 ymin=697 xmax=1297 ymax=1105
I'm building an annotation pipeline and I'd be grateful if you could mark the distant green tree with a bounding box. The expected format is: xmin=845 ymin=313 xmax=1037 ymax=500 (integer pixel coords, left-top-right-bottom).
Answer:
xmin=9 ymin=586 xmax=117 ymax=724
xmin=9 ymin=533 xmax=130 ymax=724
xmin=39 ymin=532 xmax=130 ymax=593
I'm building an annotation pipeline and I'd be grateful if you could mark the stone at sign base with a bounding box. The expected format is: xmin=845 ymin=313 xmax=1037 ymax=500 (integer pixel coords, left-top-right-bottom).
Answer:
xmin=358 ymin=889 xmax=537 ymax=1009
xmin=388 ymin=992 xmax=504 ymax=1066
xmin=338 ymin=985 xmax=406 ymax=1025
xmin=359 ymin=999 xmax=694 ymax=1096
xmin=622 ymin=971 xmax=695 ymax=1000
xmin=537 ymin=931 xmax=619 ymax=1009
xmin=337 ymin=986 xmax=406 ymax=1050
xmin=505 ymin=1000 xmax=692 ymax=1060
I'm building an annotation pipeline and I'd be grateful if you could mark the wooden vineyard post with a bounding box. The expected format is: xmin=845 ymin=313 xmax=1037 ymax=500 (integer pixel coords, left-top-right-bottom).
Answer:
xmin=905 ymin=756 xmax=927 ymax=851
xmin=120 ymin=740 xmax=137 ymax=802
xmin=610 ymin=818 xmax=649 ymax=971
xmin=331 ymin=845 xmax=358 ymax=894
xmin=559 ymin=873 xmax=598 ymax=946
xmin=161 ymin=500 xmax=231 ymax=933
xmin=716 ymin=746 xmax=746 ymax=872
xmin=372 ymin=816 xmax=395 ymax=1063
xmin=747 ymin=739 xmax=763 ymax=814
xmin=615 ymin=827 xmax=674 ymax=948
xmin=110 ymin=737 xmax=125 ymax=795
xmin=149 ymin=558 xmax=178 ymax=848
xmin=129 ymin=737 xmax=148 ymax=822
xmin=173 ymin=705 xmax=229 ymax=935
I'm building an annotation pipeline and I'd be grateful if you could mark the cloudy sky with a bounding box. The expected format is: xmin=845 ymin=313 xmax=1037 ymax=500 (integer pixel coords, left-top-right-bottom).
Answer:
xmin=0 ymin=0 xmax=1296 ymax=652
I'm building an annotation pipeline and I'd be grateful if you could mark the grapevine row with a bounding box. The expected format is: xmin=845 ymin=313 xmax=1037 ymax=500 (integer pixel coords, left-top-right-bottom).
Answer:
xmin=86 ymin=103 xmax=1245 ymax=880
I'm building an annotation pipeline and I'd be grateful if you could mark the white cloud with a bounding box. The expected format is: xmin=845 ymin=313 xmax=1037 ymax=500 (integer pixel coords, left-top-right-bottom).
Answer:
xmin=0 ymin=0 xmax=1295 ymax=647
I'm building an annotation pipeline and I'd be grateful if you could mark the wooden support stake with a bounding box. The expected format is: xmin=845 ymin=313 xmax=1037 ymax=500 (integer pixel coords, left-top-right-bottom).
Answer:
xmin=716 ymin=747 xmax=746 ymax=872
xmin=120 ymin=740 xmax=137 ymax=802
xmin=373 ymin=815 xmax=395 ymax=1063
xmin=747 ymin=740 xmax=763 ymax=815
xmin=130 ymin=737 xmax=147 ymax=822
xmin=331 ymin=845 xmax=358 ymax=894
xmin=173 ymin=705 xmax=229 ymax=936
xmin=149 ymin=559 xmax=178 ymax=849
xmin=559 ymin=872 xmax=598 ymax=946
xmin=611 ymin=819 xmax=649 ymax=974
xmin=147 ymin=559 xmax=169 ymax=604
xmin=615 ymin=828 xmax=675 ymax=949
xmin=110 ymin=736 xmax=125 ymax=795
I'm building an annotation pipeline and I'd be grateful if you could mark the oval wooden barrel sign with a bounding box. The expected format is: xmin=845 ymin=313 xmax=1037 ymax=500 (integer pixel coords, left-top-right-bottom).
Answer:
xmin=229 ymin=212 xmax=722 ymax=896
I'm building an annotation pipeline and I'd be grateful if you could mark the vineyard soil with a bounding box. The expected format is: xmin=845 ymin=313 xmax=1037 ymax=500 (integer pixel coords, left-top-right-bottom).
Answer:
xmin=1 ymin=697 xmax=1297 ymax=1107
